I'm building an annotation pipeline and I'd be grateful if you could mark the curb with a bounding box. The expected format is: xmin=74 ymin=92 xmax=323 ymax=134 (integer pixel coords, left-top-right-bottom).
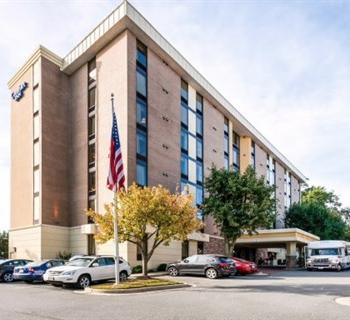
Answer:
xmin=85 ymin=283 xmax=190 ymax=294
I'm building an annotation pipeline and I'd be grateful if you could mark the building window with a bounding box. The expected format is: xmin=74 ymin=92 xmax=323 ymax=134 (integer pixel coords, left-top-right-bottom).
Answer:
xmin=284 ymin=170 xmax=292 ymax=210
xmin=33 ymin=113 xmax=40 ymax=140
xmin=182 ymin=241 xmax=189 ymax=260
xmin=136 ymin=160 xmax=147 ymax=186
xmin=136 ymin=130 xmax=147 ymax=158
xmin=196 ymin=93 xmax=203 ymax=114
xmin=181 ymin=103 xmax=188 ymax=128
xmin=136 ymin=41 xmax=148 ymax=186
xmin=33 ymin=168 xmax=40 ymax=194
xmin=196 ymin=139 xmax=203 ymax=160
xmin=232 ymin=131 xmax=240 ymax=172
xmin=196 ymin=115 xmax=203 ymax=137
xmin=88 ymin=114 xmax=95 ymax=139
xmin=136 ymin=69 xmax=147 ymax=98
xmin=197 ymin=241 xmax=204 ymax=254
xmin=181 ymin=129 xmax=188 ymax=152
xmin=136 ymin=99 xmax=147 ymax=128
xmin=88 ymin=59 xmax=97 ymax=85
xmin=88 ymin=171 xmax=96 ymax=195
xmin=88 ymin=87 xmax=96 ymax=112
xmin=33 ymin=195 xmax=40 ymax=224
xmin=224 ymin=118 xmax=229 ymax=170
xmin=181 ymin=154 xmax=188 ymax=179
xmin=88 ymin=198 xmax=96 ymax=211
xmin=88 ymin=143 xmax=95 ymax=168
xmin=196 ymin=186 xmax=203 ymax=206
xmin=181 ymin=80 xmax=188 ymax=104
xmin=196 ymin=162 xmax=203 ymax=184
xmin=250 ymin=141 xmax=256 ymax=169
xmin=33 ymin=140 xmax=40 ymax=167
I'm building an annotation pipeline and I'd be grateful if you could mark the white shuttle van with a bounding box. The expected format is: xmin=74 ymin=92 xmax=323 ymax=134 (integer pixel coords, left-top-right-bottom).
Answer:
xmin=306 ymin=240 xmax=350 ymax=271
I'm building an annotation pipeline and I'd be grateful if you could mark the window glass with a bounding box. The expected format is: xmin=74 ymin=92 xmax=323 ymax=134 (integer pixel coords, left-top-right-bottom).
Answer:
xmin=224 ymin=156 xmax=229 ymax=170
xmin=136 ymin=161 xmax=147 ymax=186
xmin=196 ymin=186 xmax=203 ymax=206
xmin=94 ymin=258 xmax=107 ymax=267
xmin=34 ymin=168 xmax=40 ymax=193
xmin=88 ymin=171 xmax=96 ymax=195
xmin=196 ymin=139 xmax=203 ymax=160
xmin=181 ymin=104 xmax=188 ymax=127
xmin=136 ymin=70 xmax=147 ymax=97
xmin=181 ymin=155 xmax=188 ymax=177
xmin=233 ymin=148 xmax=239 ymax=166
xmin=224 ymin=135 xmax=229 ymax=154
xmin=184 ymin=255 xmax=197 ymax=263
xmin=88 ymin=60 xmax=96 ymax=84
xmin=137 ymin=130 xmax=147 ymax=157
xmin=104 ymin=258 xmax=115 ymax=266
xmin=33 ymin=88 xmax=40 ymax=113
xmin=196 ymin=94 xmax=203 ymax=113
xmin=196 ymin=115 xmax=203 ymax=136
xmin=34 ymin=140 xmax=40 ymax=167
xmin=196 ymin=163 xmax=203 ymax=184
xmin=181 ymin=129 xmax=188 ymax=152
xmin=137 ymin=46 xmax=147 ymax=69
xmin=34 ymin=195 xmax=40 ymax=223
xmin=88 ymin=114 xmax=95 ymax=138
xmin=88 ymin=88 xmax=96 ymax=111
xmin=88 ymin=143 xmax=95 ymax=166
xmin=136 ymin=100 xmax=147 ymax=128
xmin=181 ymin=80 xmax=188 ymax=102
xmin=88 ymin=198 xmax=95 ymax=211
xmin=33 ymin=114 xmax=40 ymax=140
xmin=224 ymin=118 xmax=229 ymax=134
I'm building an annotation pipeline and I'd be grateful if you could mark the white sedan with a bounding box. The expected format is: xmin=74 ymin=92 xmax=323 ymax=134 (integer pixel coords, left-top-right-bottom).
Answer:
xmin=43 ymin=256 xmax=131 ymax=289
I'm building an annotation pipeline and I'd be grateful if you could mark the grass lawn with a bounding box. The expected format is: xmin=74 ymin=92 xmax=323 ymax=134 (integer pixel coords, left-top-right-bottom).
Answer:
xmin=91 ymin=278 xmax=182 ymax=290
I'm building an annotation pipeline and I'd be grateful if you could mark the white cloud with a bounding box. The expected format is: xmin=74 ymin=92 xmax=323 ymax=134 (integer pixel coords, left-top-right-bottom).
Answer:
xmin=1 ymin=0 xmax=349 ymax=230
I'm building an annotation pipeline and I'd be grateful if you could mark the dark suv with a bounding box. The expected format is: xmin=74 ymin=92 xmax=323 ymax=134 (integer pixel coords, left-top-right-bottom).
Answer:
xmin=0 ymin=259 xmax=33 ymax=282
xmin=167 ymin=254 xmax=236 ymax=279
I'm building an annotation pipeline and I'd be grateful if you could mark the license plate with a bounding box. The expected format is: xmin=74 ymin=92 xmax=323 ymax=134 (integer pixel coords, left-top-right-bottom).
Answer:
xmin=48 ymin=276 xmax=55 ymax=281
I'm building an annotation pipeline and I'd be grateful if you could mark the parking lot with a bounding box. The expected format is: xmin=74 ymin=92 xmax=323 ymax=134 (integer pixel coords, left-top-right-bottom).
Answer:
xmin=1 ymin=270 xmax=350 ymax=320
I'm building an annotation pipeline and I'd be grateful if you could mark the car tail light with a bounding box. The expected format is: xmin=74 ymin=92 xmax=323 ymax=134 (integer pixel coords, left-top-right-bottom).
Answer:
xmin=219 ymin=263 xmax=229 ymax=268
xmin=28 ymin=267 xmax=35 ymax=273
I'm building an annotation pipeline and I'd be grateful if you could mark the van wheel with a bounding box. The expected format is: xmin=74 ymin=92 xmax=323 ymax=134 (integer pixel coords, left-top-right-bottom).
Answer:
xmin=77 ymin=275 xmax=91 ymax=289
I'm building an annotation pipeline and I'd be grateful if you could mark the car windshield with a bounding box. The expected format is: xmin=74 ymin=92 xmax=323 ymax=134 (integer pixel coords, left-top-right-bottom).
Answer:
xmin=310 ymin=248 xmax=340 ymax=256
xmin=66 ymin=258 xmax=93 ymax=267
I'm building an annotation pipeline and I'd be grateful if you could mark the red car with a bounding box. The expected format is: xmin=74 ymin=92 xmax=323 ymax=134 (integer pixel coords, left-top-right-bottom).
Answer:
xmin=232 ymin=257 xmax=258 ymax=275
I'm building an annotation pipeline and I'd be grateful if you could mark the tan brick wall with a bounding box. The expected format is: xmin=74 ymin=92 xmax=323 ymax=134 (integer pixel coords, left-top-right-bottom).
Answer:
xmin=291 ymin=175 xmax=301 ymax=205
xmin=147 ymin=44 xmax=181 ymax=191
xmin=96 ymin=31 xmax=129 ymax=213
xmin=240 ymin=136 xmax=252 ymax=173
xmin=68 ymin=64 xmax=88 ymax=226
xmin=41 ymin=57 xmax=70 ymax=227
xmin=10 ymin=68 xmax=34 ymax=229
xmin=8 ymin=226 xmax=41 ymax=260
xmin=204 ymin=236 xmax=225 ymax=255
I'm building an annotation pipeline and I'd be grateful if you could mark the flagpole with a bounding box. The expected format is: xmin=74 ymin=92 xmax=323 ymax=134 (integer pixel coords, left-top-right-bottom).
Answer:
xmin=111 ymin=93 xmax=120 ymax=285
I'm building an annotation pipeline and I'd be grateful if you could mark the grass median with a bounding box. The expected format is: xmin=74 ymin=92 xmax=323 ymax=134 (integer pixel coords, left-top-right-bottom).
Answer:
xmin=91 ymin=277 xmax=183 ymax=291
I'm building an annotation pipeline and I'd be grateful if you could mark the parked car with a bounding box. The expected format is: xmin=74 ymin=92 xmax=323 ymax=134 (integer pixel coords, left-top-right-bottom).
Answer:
xmin=13 ymin=259 xmax=65 ymax=283
xmin=0 ymin=259 xmax=33 ymax=283
xmin=167 ymin=254 xmax=236 ymax=279
xmin=43 ymin=256 xmax=132 ymax=289
xmin=232 ymin=257 xmax=258 ymax=275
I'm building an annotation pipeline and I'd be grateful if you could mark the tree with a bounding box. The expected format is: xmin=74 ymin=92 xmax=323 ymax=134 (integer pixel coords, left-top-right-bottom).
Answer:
xmin=203 ymin=166 xmax=276 ymax=256
xmin=0 ymin=231 xmax=9 ymax=258
xmin=286 ymin=203 xmax=347 ymax=240
xmin=88 ymin=184 xmax=201 ymax=277
xmin=302 ymin=186 xmax=341 ymax=210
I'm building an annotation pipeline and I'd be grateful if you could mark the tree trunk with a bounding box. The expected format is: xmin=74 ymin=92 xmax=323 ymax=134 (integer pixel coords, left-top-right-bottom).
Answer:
xmin=141 ymin=237 xmax=149 ymax=277
xmin=224 ymin=236 xmax=235 ymax=257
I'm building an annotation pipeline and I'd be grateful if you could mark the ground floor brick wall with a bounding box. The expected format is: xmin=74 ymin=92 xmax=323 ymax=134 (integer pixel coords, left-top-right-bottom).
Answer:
xmin=203 ymin=236 xmax=225 ymax=255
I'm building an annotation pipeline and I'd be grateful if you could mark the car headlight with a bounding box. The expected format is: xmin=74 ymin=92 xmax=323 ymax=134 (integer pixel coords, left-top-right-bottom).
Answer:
xmin=306 ymin=259 xmax=312 ymax=264
xmin=62 ymin=270 xmax=77 ymax=276
xmin=330 ymin=258 xmax=339 ymax=264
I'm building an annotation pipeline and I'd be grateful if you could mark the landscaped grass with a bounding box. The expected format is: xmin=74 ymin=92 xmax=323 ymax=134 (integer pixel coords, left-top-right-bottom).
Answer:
xmin=91 ymin=278 xmax=182 ymax=290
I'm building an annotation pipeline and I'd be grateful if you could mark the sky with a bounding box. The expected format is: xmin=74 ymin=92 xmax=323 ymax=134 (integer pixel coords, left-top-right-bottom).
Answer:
xmin=1 ymin=0 xmax=350 ymax=231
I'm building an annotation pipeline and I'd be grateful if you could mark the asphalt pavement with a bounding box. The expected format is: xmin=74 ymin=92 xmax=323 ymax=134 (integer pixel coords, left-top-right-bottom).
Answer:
xmin=1 ymin=270 xmax=350 ymax=320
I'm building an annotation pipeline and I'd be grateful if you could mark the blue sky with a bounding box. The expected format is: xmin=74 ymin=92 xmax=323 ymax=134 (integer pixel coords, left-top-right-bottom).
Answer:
xmin=1 ymin=0 xmax=350 ymax=231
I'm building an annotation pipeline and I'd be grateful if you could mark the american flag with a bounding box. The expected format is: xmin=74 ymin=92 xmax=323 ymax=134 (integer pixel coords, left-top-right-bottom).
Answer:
xmin=107 ymin=106 xmax=125 ymax=192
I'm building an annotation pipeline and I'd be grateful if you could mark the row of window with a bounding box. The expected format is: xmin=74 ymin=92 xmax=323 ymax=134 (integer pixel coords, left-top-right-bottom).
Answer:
xmin=33 ymin=60 xmax=40 ymax=225
xmin=136 ymin=42 xmax=148 ymax=186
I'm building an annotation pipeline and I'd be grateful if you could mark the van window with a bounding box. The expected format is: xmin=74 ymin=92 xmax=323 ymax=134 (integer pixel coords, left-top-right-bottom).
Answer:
xmin=310 ymin=248 xmax=340 ymax=256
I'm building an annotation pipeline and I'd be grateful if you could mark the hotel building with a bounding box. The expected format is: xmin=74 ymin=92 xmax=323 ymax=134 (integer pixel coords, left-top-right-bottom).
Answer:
xmin=8 ymin=1 xmax=318 ymax=268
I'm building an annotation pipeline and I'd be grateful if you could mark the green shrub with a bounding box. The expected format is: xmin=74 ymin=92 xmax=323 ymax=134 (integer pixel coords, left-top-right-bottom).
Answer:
xmin=132 ymin=265 xmax=143 ymax=274
xmin=157 ymin=263 xmax=167 ymax=272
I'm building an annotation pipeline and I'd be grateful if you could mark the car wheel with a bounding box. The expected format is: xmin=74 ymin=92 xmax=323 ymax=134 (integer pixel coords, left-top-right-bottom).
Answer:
xmin=2 ymin=272 xmax=13 ymax=283
xmin=205 ymin=268 xmax=218 ymax=279
xmin=119 ymin=271 xmax=128 ymax=282
xmin=168 ymin=267 xmax=179 ymax=277
xmin=336 ymin=264 xmax=342 ymax=272
xmin=77 ymin=275 xmax=91 ymax=289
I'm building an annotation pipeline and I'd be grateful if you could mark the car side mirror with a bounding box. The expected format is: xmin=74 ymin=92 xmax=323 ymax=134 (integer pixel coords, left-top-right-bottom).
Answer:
xmin=183 ymin=259 xmax=189 ymax=263
xmin=91 ymin=263 xmax=99 ymax=267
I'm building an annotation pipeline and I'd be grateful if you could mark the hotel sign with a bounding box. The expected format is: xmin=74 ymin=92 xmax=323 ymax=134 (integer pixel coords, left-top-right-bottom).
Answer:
xmin=11 ymin=82 xmax=28 ymax=101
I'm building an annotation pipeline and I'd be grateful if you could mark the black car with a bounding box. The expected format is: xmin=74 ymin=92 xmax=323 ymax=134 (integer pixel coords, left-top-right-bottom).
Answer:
xmin=0 ymin=259 xmax=33 ymax=283
xmin=167 ymin=254 xmax=236 ymax=279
